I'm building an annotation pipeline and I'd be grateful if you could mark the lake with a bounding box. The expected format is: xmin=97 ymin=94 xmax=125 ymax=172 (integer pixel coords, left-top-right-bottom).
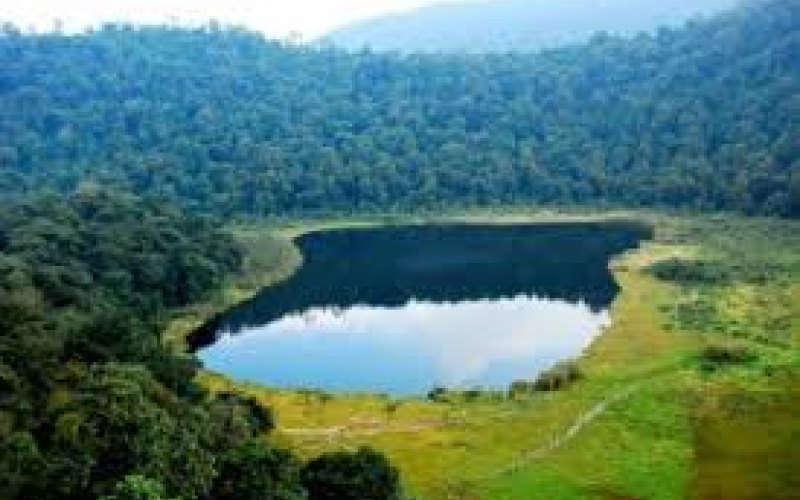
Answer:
xmin=190 ymin=222 xmax=649 ymax=395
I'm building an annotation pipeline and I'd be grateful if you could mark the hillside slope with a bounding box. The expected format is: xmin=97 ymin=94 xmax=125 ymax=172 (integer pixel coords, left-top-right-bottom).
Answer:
xmin=324 ymin=0 xmax=742 ymax=53
xmin=0 ymin=0 xmax=798 ymax=216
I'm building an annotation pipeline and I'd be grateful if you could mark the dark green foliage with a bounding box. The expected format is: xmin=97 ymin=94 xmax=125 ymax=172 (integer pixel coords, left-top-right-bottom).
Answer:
xmin=0 ymin=191 xmax=242 ymax=318
xmin=40 ymin=363 xmax=218 ymax=500
xmin=533 ymin=360 xmax=583 ymax=392
xmin=0 ymin=192 xmax=243 ymax=400
xmin=421 ymin=386 xmax=505 ymax=404
xmin=0 ymin=432 xmax=41 ymax=500
xmin=0 ymin=0 xmax=798 ymax=217
xmin=301 ymin=447 xmax=402 ymax=500
xmin=660 ymin=217 xmax=800 ymax=349
xmin=427 ymin=386 xmax=448 ymax=402
xmin=463 ymin=389 xmax=483 ymax=402
xmin=649 ymin=256 xmax=787 ymax=286
xmin=207 ymin=393 xmax=276 ymax=447
xmin=509 ymin=360 xmax=583 ymax=397
xmin=648 ymin=259 xmax=732 ymax=285
xmin=99 ymin=475 xmax=178 ymax=500
xmin=212 ymin=440 xmax=306 ymax=500
xmin=0 ymin=193 xmax=406 ymax=499
xmin=701 ymin=342 xmax=756 ymax=365
xmin=0 ymin=194 xmax=233 ymax=499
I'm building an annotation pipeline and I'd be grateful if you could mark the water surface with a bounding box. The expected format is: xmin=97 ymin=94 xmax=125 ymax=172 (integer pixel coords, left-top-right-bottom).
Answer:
xmin=192 ymin=222 xmax=648 ymax=394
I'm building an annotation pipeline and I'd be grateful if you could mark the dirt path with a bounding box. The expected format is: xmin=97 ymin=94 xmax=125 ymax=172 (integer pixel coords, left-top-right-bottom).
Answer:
xmin=484 ymin=384 xmax=640 ymax=480
xmin=282 ymin=419 xmax=448 ymax=442
xmin=283 ymin=384 xmax=639 ymax=468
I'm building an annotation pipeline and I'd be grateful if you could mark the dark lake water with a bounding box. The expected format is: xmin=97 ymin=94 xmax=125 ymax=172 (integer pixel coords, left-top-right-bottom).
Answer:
xmin=191 ymin=222 xmax=649 ymax=395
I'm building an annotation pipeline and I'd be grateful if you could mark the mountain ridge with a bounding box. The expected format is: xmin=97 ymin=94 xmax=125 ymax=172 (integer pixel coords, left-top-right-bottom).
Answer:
xmin=323 ymin=0 xmax=744 ymax=53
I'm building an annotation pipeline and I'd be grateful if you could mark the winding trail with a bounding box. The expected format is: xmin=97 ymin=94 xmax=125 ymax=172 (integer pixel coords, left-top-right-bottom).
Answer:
xmin=283 ymin=383 xmax=639 ymax=470
xmin=282 ymin=417 xmax=452 ymax=443
xmin=482 ymin=384 xmax=640 ymax=480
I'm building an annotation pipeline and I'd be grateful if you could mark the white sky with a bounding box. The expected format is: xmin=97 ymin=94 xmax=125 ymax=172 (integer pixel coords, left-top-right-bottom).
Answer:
xmin=1 ymin=0 xmax=471 ymax=39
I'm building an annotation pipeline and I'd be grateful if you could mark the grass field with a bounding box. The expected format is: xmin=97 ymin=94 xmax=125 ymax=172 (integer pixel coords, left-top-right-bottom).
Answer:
xmin=180 ymin=211 xmax=800 ymax=500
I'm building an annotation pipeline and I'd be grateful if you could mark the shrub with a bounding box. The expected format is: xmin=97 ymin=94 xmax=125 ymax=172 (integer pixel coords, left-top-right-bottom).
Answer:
xmin=509 ymin=360 xmax=584 ymax=396
xmin=426 ymin=387 xmax=448 ymax=402
xmin=463 ymin=389 xmax=483 ymax=402
xmin=533 ymin=361 xmax=583 ymax=392
xmin=98 ymin=475 xmax=178 ymax=500
xmin=701 ymin=342 xmax=756 ymax=365
xmin=301 ymin=447 xmax=401 ymax=500
xmin=211 ymin=440 xmax=305 ymax=500
xmin=648 ymin=259 xmax=730 ymax=285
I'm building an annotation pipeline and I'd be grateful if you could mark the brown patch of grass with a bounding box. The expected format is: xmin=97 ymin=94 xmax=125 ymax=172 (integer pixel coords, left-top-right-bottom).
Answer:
xmin=692 ymin=381 xmax=800 ymax=500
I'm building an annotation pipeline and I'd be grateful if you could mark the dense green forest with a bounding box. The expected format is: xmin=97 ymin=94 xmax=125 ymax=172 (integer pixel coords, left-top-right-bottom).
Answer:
xmin=0 ymin=0 xmax=798 ymax=217
xmin=324 ymin=0 xmax=739 ymax=53
xmin=0 ymin=193 xmax=404 ymax=500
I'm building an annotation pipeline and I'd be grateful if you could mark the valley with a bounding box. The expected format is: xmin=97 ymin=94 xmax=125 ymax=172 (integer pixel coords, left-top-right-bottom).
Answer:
xmin=1 ymin=0 xmax=798 ymax=498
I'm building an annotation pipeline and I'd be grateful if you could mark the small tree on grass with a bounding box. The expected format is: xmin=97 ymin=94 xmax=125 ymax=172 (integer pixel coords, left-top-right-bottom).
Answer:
xmin=427 ymin=386 xmax=448 ymax=402
xmin=701 ymin=342 xmax=756 ymax=366
xmin=533 ymin=360 xmax=583 ymax=392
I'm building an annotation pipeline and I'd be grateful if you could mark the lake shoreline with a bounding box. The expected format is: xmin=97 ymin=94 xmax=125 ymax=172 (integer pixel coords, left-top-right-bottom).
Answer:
xmin=164 ymin=208 xmax=655 ymax=354
xmin=165 ymin=208 xmax=674 ymax=409
xmin=193 ymin=221 xmax=646 ymax=394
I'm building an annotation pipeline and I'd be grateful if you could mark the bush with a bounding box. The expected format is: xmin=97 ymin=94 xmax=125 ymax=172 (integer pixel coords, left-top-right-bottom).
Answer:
xmin=98 ymin=475 xmax=178 ymax=500
xmin=301 ymin=447 xmax=401 ymax=500
xmin=427 ymin=387 xmax=448 ymax=402
xmin=648 ymin=259 xmax=730 ymax=285
xmin=463 ymin=389 xmax=483 ymax=402
xmin=701 ymin=342 xmax=756 ymax=365
xmin=509 ymin=360 xmax=583 ymax=397
xmin=211 ymin=441 xmax=305 ymax=500
xmin=533 ymin=361 xmax=583 ymax=392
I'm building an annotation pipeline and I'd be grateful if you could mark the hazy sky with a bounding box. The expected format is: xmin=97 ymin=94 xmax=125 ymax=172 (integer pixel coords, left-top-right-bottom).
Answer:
xmin=2 ymin=0 xmax=470 ymax=38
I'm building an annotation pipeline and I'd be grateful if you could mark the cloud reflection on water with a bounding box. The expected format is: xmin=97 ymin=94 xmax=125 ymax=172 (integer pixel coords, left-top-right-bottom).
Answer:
xmin=202 ymin=295 xmax=608 ymax=394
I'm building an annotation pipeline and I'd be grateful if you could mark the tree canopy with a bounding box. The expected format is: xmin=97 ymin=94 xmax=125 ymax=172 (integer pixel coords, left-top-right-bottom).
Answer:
xmin=0 ymin=193 xmax=404 ymax=500
xmin=0 ymin=0 xmax=797 ymax=217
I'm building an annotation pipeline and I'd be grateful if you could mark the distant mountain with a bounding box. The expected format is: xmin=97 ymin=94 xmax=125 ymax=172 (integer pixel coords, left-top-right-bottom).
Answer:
xmin=323 ymin=0 xmax=743 ymax=52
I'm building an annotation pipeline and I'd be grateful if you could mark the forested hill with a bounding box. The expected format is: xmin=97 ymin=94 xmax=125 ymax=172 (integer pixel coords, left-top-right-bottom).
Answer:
xmin=0 ymin=193 xmax=406 ymax=499
xmin=324 ymin=0 xmax=741 ymax=53
xmin=0 ymin=0 xmax=798 ymax=217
